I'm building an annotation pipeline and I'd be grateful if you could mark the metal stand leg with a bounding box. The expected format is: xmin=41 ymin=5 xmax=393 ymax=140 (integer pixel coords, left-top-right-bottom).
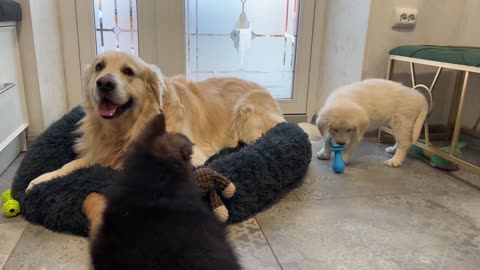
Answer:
xmin=474 ymin=114 xmax=480 ymax=131
xmin=410 ymin=62 xmax=416 ymax=87
xmin=447 ymin=71 xmax=466 ymax=137
xmin=378 ymin=57 xmax=396 ymax=142
xmin=412 ymin=67 xmax=441 ymax=145
xmin=386 ymin=57 xmax=395 ymax=80
xmin=450 ymin=72 xmax=470 ymax=155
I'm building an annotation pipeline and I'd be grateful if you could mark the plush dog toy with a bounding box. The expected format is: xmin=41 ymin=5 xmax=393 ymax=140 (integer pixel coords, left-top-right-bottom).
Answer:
xmin=412 ymin=140 xmax=466 ymax=171
xmin=193 ymin=166 xmax=236 ymax=222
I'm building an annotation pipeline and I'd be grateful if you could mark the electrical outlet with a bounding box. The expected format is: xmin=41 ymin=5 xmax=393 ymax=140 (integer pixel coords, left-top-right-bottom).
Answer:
xmin=392 ymin=7 xmax=417 ymax=29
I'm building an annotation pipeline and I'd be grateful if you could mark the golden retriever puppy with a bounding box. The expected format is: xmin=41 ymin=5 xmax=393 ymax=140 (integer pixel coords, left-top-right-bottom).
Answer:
xmin=315 ymin=79 xmax=428 ymax=167
xmin=26 ymin=51 xmax=284 ymax=191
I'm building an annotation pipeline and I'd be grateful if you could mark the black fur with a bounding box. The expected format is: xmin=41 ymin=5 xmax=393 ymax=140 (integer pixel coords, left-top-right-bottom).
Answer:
xmin=91 ymin=115 xmax=240 ymax=270
xmin=11 ymin=106 xmax=311 ymax=236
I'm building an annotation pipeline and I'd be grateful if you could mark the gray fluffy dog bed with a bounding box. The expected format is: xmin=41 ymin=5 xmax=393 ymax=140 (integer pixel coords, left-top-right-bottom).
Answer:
xmin=11 ymin=107 xmax=311 ymax=236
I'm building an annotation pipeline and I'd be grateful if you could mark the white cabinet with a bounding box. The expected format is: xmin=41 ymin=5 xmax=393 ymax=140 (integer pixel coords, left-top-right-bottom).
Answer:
xmin=0 ymin=22 xmax=29 ymax=174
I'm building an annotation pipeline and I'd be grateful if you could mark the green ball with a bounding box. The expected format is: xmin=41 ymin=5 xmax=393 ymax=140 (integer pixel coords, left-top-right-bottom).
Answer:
xmin=2 ymin=189 xmax=12 ymax=203
xmin=2 ymin=199 xmax=21 ymax=217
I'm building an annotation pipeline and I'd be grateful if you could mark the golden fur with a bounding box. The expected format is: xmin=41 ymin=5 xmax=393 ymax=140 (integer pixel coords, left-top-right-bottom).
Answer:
xmin=315 ymin=79 xmax=428 ymax=167
xmin=26 ymin=51 xmax=284 ymax=191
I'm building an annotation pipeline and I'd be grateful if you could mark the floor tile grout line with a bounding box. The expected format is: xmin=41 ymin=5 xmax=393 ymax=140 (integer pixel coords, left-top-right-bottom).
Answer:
xmin=254 ymin=217 xmax=284 ymax=270
xmin=290 ymin=190 xmax=480 ymax=230
xmin=2 ymin=222 xmax=28 ymax=269
xmin=442 ymin=171 xmax=480 ymax=191
xmin=420 ymin=192 xmax=480 ymax=230
xmin=411 ymin=153 xmax=480 ymax=191
xmin=0 ymin=219 xmax=28 ymax=225
xmin=291 ymin=191 xmax=428 ymax=202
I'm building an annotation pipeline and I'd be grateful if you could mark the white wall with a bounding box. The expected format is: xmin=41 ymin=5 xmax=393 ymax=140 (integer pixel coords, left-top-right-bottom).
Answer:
xmin=316 ymin=0 xmax=371 ymax=108
xmin=15 ymin=0 xmax=43 ymax=135
xmin=15 ymin=0 xmax=68 ymax=138
xmin=29 ymin=0 xmax=68 ymax=128
xmin=362 ymin=0 xmax=480 ymax=125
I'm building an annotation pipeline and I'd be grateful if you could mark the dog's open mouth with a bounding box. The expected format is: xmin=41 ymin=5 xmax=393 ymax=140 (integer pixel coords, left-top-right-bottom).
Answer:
xmin=98 ymin=98 xmax=133 ymax=119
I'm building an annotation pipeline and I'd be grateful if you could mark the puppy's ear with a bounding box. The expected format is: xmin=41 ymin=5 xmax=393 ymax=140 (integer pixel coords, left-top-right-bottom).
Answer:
xmin=137 ymin=114 xmax=166 ymax=145
xmin=355 ymin=113 xmax=369 ymax=142
xmin=315 ymin=113 xmax=330 ymax=137
xmin=144 ymin=64 xmax=165 ymax=110
xmin=171 ymin=133 xmax=194 ymax=161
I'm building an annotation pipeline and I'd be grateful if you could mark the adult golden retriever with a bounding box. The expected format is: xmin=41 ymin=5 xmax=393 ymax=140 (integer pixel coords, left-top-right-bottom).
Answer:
xmin=26 ymin=51 xmax=284 ymax=191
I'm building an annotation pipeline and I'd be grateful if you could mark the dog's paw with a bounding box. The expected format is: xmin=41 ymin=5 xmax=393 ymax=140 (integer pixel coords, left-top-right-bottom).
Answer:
xmin=26 ymin=179 xmax=43 ymax=192
xmin=385 ymin=146 xmax=396 ymax=154
xmin=192 ymin=155 xmax=207 ymax=167
xmin=316 ymin=151 xmax=331 ymax=160
xmin=191 ymin=147 xmax=208 ymax=167
xmin=342 ymin=153 xmax=351 ymax=165
xmin=26 ymin=173 xmax=52 ymax=192
xmin=385 ymin=158 xmax=403 ymax=167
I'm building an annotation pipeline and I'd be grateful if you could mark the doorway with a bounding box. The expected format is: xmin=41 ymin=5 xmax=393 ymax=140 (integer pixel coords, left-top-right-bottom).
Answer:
xmin=64 ymin=0 xmax=321 ymax=115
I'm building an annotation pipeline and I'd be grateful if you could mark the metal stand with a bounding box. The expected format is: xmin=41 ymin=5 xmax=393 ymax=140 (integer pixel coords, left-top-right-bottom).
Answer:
xmin=378 ymin=55 xmax=480 ymax=174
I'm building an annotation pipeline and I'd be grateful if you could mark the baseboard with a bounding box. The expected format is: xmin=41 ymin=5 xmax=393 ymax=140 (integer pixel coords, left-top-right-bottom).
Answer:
xmin=27 ymin=135 xmax=38 ymax=148
xmin=285 ymin=114 xmax=308 ymax=123
xmin=0 ymin=136 xmax=20 ymax=175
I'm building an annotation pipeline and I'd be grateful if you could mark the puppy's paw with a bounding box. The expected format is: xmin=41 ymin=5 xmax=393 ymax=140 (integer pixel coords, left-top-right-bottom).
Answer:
xmin=342 ymin=153 xmax=351 ymax=165
xmin=83 ymin=193 xmax=107 ymax=221
xmin=316 ymin=151 xmax=331 ymax=160
xmin=26 ymin=182 xmax=36 ymax=192
xmin=83 ymin=193 xmax=106 ymax=214
xmin=385 ymin=158 xmax=403 ymax=167
xmin=385 ymin=146 xmax=396 ymax=154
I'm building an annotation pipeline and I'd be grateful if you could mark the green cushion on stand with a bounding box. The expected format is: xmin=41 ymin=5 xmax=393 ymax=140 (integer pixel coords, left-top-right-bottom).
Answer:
xmin=390 ymin=46 xmax=480 ymax=67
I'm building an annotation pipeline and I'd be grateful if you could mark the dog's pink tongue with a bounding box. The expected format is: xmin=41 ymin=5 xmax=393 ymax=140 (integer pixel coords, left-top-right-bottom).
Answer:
xmin=98 ymin=100 xmax=118 ymax=117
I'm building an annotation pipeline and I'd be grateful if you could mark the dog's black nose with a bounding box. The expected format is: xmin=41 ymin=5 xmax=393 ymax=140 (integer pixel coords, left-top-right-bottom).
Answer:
xmin=96 ymin=75 xmax=116 ymax=93
xmin=336 ymin=142 xmax=346 ymax=146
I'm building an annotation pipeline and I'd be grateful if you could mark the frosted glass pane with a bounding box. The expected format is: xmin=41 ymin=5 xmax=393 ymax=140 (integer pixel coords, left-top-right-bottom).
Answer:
xmin=244 ymin=37 xmax=295 ymax=72
xmin=185 ymin=0 xmax=300 ymax=99
xmin=93 ymin=0 xmax=139 ymax=55
xmin=196 ymin=36 xmax=241 ymax=71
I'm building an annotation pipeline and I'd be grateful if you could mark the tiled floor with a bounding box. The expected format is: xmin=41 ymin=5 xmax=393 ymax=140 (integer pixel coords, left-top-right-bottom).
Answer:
xmin=1 ymin=140 xmax=479 ymax=269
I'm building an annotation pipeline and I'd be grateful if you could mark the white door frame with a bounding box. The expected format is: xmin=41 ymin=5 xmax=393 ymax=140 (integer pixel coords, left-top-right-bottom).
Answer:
xmin=280 ymin=0 xmax=315 ymax=114
xmin=59 ymin=0 xmax=325 ymax=118
xmin=58 ymin=0 xmax=83 ymax=110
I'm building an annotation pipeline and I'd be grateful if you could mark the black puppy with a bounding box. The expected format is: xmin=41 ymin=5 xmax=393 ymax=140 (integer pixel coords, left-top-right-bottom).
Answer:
xmin=83 ymin=114 xmax=240 ymax=270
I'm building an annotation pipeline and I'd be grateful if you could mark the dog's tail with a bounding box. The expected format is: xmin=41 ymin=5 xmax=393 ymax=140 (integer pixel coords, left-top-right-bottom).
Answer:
xmin=298 ymin=122 xmax=322 ymax=141
xmin=412 ymin=100 xmax=428 ymax=143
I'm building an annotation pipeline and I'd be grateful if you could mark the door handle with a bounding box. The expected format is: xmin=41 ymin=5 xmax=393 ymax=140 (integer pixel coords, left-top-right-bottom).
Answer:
xmin=0 ymin=83 xmax=15 ymax=95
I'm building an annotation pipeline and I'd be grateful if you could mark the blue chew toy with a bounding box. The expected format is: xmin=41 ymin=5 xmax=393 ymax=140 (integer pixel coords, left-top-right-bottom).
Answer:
xmin=328 ymin=137 xmax=345 ymax=174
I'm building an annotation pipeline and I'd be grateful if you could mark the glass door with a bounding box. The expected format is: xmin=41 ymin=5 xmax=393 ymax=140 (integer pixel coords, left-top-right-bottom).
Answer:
xmin=92 ymin=0 xmax=139 ymax=55
xmin=186 ymin=0 xmax=298 ymax=99
xmin=74 ymin=0 xmax=316 ymax=114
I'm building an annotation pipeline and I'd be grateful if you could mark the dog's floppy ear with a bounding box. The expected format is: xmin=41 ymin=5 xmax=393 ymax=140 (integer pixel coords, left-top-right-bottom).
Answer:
xmin=355 ymin=112 xmax=369 ymax=142
xmin=315 ymin=113 xmax=330 ymax=137
xmin=81 ymin=63 xmax=95 ymax=106
xmin=144 ymin=64 xmax=165 ymax=110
